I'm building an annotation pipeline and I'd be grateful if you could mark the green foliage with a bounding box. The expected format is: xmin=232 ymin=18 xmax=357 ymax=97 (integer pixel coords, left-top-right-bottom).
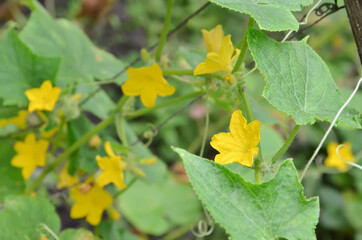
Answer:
xmin=208 ymin=0 xmax=312 ymax=31
xmin=0 ymin=141 xmax=25 ymax=202
xmin=118 ymin=179 xmax=202 ymax=235
xmin=59 ymin=229 xmax=96 ymax=240
xmin=0 ymin=196 xmax=60 ymax=239
xmin=248 ymin=29 xmax=360 ymax=128
xmin=0 ymin=28 xmax=60 ymax=107
xmin=174 ymin=148 xmax=319 ymax=240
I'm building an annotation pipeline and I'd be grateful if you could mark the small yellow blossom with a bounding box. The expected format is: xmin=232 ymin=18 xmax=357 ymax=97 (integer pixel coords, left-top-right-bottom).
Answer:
xmin=40 ymin=235 xmax=48 ymax=240
xmin=121 ymin=64 xmax=175 ymax=107
xmin=70 ymin=183 xmax=113 ymax=225
xmin=0 ymin=110 xmax=28 ymax=129
xmin=57 ymin=164 xmax=79 ymax=189
xmin=89 ymin=135 xmax=102 ymax=148
xmin=210 ymin=110 xmax=260 ymax=167
xmin=202 ymin=24 xmax=224 ymax=53
xmin=95 ymin=141 xmax=127 ymax=189
xmin=11 ymin=133 xmax=49 ymax=180
xmin=194 ymin=35 xmax=240 ymax=76
xmin=25 ymin=80 xmax=61 ymax=112
xmin=325 ymin=142 xmax=355 ymax=172
xmin=140 ymin=157 xmax=157 ymax=165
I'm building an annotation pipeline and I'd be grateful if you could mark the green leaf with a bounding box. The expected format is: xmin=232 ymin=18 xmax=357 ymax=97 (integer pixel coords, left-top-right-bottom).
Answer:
xmin=174 ymin=148 xmax=319 ymax=240
xmin=208 ymin=0 xmax=312 ymax=31
xmin=20 ymin=0 xmax=124 ymax=84
xmin=0 ymin=28 xmax=60 ymax=107
xmin=248 ymin=29 xmax=360 ymax=128
xmin=118 ymin=180 xmax=202 ymax=235
xmin=20 ymin=0 xmax=124 ymax=118
xmin=0 ymin=141 xmax=25 ymax=202
xmin=0 ymin=196 xmax=60 ymax=239
xmin=59 ymin=229 xmax=96 ymax=240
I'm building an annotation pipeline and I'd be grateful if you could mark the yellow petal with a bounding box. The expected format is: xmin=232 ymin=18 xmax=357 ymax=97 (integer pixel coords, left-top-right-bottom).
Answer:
xmin=202 ymin=24 xmax=224 ymax=53
xmin=104 ymin=141 xmax=116 ymax=157
xmin=86 ymin=208 xmax=103 ymax=225
xmin=25 ymin=80 xmax=61 ymax=112
xmin=70 ymin=202 xmax=89 ymax=219
xmin=95 ymin=171 xmax=112 ymax=187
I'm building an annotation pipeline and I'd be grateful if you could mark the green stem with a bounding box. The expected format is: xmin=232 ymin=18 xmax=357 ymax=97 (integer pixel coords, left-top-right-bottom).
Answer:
xmin=26 ymin=96 xmax=129 ymax=194
xmin=155 ymin=0 xmax=174 ymax=62
xmin=163 ymin=69 xmax=225 ymax=80
xmin=126 ymin=91 xmax=204 ymax=119
xmin=50 ymin=117 xmax=66 ymax=154
xmin=199 ymin=80 xmax=209 ymax=157
xmin=163 ymin=69 xmax=194 ymax=76
xmin=232 ymin=18 xmax=255 ymax=74
xmin=113 ymin=177 xmax=138 ymax=199
xmin=237 ymin=85 xmax=254 ymax=122
xmin=271 ymin=125 xmax=300 ymax=164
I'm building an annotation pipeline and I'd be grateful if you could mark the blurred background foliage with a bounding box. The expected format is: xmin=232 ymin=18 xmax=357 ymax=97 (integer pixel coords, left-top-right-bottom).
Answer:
xmin=0 ymin=0 xmax=361 ymax=239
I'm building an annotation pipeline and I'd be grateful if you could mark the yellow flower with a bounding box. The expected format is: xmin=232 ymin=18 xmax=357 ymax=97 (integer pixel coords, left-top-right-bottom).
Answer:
xmin=107 ymin=207 xmax=121 ymax=220
xmin=210 ymin=110 xmax=260 ymax=167
xmin=57 ymin=164 xmax=79 ymax=189
xmin=325 ymin=142 xmax=355 ymax=172
xmin=121 ymin=64 xmax=175 ymax=107
xmin=11 ymin=133 xmax=49 ymax=180
xmin=0 ymin=110 xmax=28 ymax=129
xmin=25 ymin=80 xmax=61 ymax=112
xmin=202 ymin=24 xmax=224 ymax=53
xmin=95 ymin=141 xmax=127 ymax=189
xmin=194 ymin=35 xmax=240 ymax=76
xmin=70 ymin=183 xmax=113 ymax=225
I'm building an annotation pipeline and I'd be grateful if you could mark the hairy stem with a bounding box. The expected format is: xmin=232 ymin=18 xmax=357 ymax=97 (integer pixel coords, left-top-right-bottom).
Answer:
xmin=271 ymin=125 xmax=300 ymax=164
xmin=232 ymin=17 xmax=255 ymax=74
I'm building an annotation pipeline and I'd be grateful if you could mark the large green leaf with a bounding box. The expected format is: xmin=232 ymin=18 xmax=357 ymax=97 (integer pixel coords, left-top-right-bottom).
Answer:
xmin=118 ymin=180 xmax=202 ymax=235
xmin=174 ymin=148 xmax=319 ymax=240
xmin=0 ymin=141 xmax=25 ymax=202
xmin=20 ymin=0 xmax=124 ymax=84
xmin=248 ymin=29 xmax=360 ymax=128
xmin=0 ymin=196 xmax=60 ymax=239
xmin=208 ymin=0 xmax=312 ymax=31
xmin=0 ymin=28 xmax=60 ymax=107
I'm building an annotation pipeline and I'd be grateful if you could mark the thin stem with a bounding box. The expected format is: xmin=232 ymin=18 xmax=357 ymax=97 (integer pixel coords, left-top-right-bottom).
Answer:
xmin=199 ymin=80 xmax=210 ymax=157
xmin=113 ymin=177 xmax=138 ymax=199
xmin=237 ymin=85 xmax=254 ymax=122
xmin=232 ymin=18 xmax=255 ymax=74
xmin=26 ymin=96 xmax=129 ymax=193
xmin=271 ymin=125 xmax=300 ymax=164
xmin=126 ymin=91 xmax=204 ymax=120
xmin=50 ymin=117 xmax=66 ymax=154
xmin=163 ymin=69 xmax=194 ymax=76
xmin=155 ymin=0 xmax=174 ymax=62
xmin=300 ymin=77 xmax=362 ymax=181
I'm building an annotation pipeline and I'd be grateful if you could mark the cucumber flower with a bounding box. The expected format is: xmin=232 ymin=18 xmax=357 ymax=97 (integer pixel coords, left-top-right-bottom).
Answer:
xmin=121 ymin=64 xmax=175 ymax=107
xmin=57 ymin=164 xmax=79 ymax=189
xmin=70 ymin=182 xmax=113 ymax=225
xmin=194 ymin=34 xmax=240 ymax=76
xmin=0 ymin=110 xmax=28 ymax=129
xmin=11 ymin=133 xmax=49 ymax=180
xmin=325 ymin=142 xmax=355 ymax=172
xmin=95 ymin=141 xmax=127 ymax=189
xmin=210 ymin=110 xmax=260 ymax=167
xmin=25 ymin=80 xmax=61 ymax=112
